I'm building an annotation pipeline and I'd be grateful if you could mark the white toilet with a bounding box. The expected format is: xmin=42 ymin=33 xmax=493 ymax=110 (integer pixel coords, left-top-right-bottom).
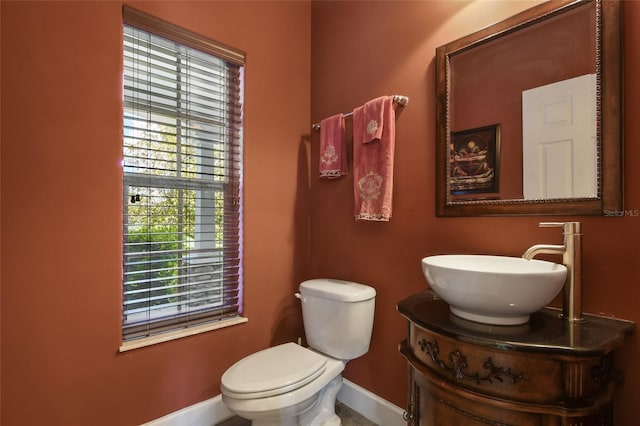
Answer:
xmin=221 ymin=278 xmax=376 ymax=426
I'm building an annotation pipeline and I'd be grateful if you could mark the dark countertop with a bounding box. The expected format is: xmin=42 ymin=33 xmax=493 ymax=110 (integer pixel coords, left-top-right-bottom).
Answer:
xmin=397 ymin=291 xmax=635 ymax=357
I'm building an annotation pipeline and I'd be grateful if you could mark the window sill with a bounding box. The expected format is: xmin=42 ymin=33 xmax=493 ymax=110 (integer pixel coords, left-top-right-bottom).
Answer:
xmin=119 ymin=316 xmax=248 ymax=352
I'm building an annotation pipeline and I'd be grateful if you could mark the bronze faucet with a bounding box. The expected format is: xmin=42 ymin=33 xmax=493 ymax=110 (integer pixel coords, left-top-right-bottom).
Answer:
xmin=522 ymin=222 xmax=584 ymax=323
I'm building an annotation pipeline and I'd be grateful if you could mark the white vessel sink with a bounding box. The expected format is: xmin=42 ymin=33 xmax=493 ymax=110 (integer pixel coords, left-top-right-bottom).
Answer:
xmin=421 ymin=255 xmax=567 ymax=325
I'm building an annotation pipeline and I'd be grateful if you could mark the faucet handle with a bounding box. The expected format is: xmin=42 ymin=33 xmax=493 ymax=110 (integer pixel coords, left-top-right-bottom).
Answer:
xmin=539 ymin=222 xmax=565 ymax=228
xmin=539 ymin=222 xmax=581 ymax=234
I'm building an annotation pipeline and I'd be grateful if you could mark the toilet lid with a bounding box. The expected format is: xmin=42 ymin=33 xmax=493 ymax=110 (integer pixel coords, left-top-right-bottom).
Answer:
xmin=221 ymin=342 xmax=327 ymax=399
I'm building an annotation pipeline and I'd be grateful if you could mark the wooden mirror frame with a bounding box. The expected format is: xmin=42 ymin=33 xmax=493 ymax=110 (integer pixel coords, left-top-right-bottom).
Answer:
xmin=435 ymin=0 xmax=622 ymax=216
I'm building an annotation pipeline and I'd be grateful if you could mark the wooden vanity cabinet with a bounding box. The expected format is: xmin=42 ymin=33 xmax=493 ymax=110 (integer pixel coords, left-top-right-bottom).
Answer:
xmin=398 ymin=292 xmax=634 ymax=426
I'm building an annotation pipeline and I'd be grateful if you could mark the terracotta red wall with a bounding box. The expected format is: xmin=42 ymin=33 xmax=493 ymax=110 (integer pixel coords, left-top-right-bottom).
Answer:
xmin=1 ymin=1 xmax=310 ymax=425
xmin=310 ymin=1 xmax=640 ymax=425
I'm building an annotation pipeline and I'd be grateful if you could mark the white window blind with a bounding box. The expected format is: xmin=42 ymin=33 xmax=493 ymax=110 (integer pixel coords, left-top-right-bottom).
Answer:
xmin=122 ymin=7 xmax=244 ymax=342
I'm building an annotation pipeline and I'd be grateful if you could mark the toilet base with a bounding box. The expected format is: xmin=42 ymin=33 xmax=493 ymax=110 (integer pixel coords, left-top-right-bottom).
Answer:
xmin=249 ymin=375 xmax=344 ymax=426
xmin=298 ymin=375 xmax=342 ymax=426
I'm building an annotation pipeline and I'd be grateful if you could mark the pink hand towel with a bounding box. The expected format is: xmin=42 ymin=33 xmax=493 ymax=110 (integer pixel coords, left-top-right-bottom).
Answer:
xmin=319 ymin=114 xmax=347 ymax=179
xmin=352 ymin=96 xmax=396 ymax=221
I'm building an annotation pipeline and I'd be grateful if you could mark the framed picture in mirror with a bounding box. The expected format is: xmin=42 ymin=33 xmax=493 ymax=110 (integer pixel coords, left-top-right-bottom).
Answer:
xmin=450 ymin=124 xmax=500 ymax=197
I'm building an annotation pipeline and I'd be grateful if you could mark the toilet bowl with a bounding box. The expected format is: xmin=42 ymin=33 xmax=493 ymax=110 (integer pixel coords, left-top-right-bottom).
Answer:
xmin=220 ymin=279 xmax=376 ymax=426
xmin=222 ymin=343 xmax=345 ymax=426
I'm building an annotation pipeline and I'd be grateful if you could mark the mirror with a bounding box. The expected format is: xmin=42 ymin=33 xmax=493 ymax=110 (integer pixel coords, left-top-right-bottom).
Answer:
xmin=436 ymin=0 xmax=622 ymax=216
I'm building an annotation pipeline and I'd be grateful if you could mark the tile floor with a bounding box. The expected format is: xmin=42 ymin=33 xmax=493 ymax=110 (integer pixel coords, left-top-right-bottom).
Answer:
xmin=216 ymin=401 xmax=377 ymax=426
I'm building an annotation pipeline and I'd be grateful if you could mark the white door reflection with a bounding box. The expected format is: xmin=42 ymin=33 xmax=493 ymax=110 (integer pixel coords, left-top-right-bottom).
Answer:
xmin=522 ymin=74 xmax=597 ymax=200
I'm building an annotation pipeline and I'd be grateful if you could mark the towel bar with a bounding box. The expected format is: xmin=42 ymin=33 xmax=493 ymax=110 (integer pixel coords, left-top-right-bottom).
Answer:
xmin=312 ymin=95 xmax=409 ymax=131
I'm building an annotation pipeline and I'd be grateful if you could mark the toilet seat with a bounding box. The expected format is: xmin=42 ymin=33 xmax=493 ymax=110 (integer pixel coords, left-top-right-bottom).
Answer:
xmin=221 ymin=343 xmax=327 ymax=399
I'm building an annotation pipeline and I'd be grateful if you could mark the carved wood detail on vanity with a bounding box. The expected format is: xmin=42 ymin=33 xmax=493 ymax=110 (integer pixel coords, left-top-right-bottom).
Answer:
xmin=417 ymin=338 xmax=523 ymax=386
xmin=397 ymin=293 xmax=634 ymax=426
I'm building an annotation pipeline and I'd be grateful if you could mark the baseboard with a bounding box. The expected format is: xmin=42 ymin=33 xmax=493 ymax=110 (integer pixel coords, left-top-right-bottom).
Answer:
xmin=337 ymin=379 xmax=406 ymax=426
xmin=142 ymin=378 xmax=405 ymax=426
xmin=141 ymin=394 xmax=232 ymax=426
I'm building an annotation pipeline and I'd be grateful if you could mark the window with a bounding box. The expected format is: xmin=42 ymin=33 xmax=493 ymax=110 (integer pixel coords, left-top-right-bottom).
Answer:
xmin=121 ymin=7 xmax=245 ymax=346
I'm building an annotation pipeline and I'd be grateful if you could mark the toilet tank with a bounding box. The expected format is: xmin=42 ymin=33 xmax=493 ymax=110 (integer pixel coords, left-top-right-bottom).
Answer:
xmin=297 ymin=279 xmax=376 ymax=360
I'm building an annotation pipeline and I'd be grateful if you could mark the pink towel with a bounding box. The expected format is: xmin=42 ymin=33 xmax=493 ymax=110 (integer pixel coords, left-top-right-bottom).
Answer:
xmin=352 ymin=96 xmax=396 ymax=221
xmin=319 ymin=114 xmax=347 ymax=179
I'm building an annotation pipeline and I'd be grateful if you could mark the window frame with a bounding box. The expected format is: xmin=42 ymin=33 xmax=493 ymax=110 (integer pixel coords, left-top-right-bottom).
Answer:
xmin=120 ymin=6 xmax=247 ymax=351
